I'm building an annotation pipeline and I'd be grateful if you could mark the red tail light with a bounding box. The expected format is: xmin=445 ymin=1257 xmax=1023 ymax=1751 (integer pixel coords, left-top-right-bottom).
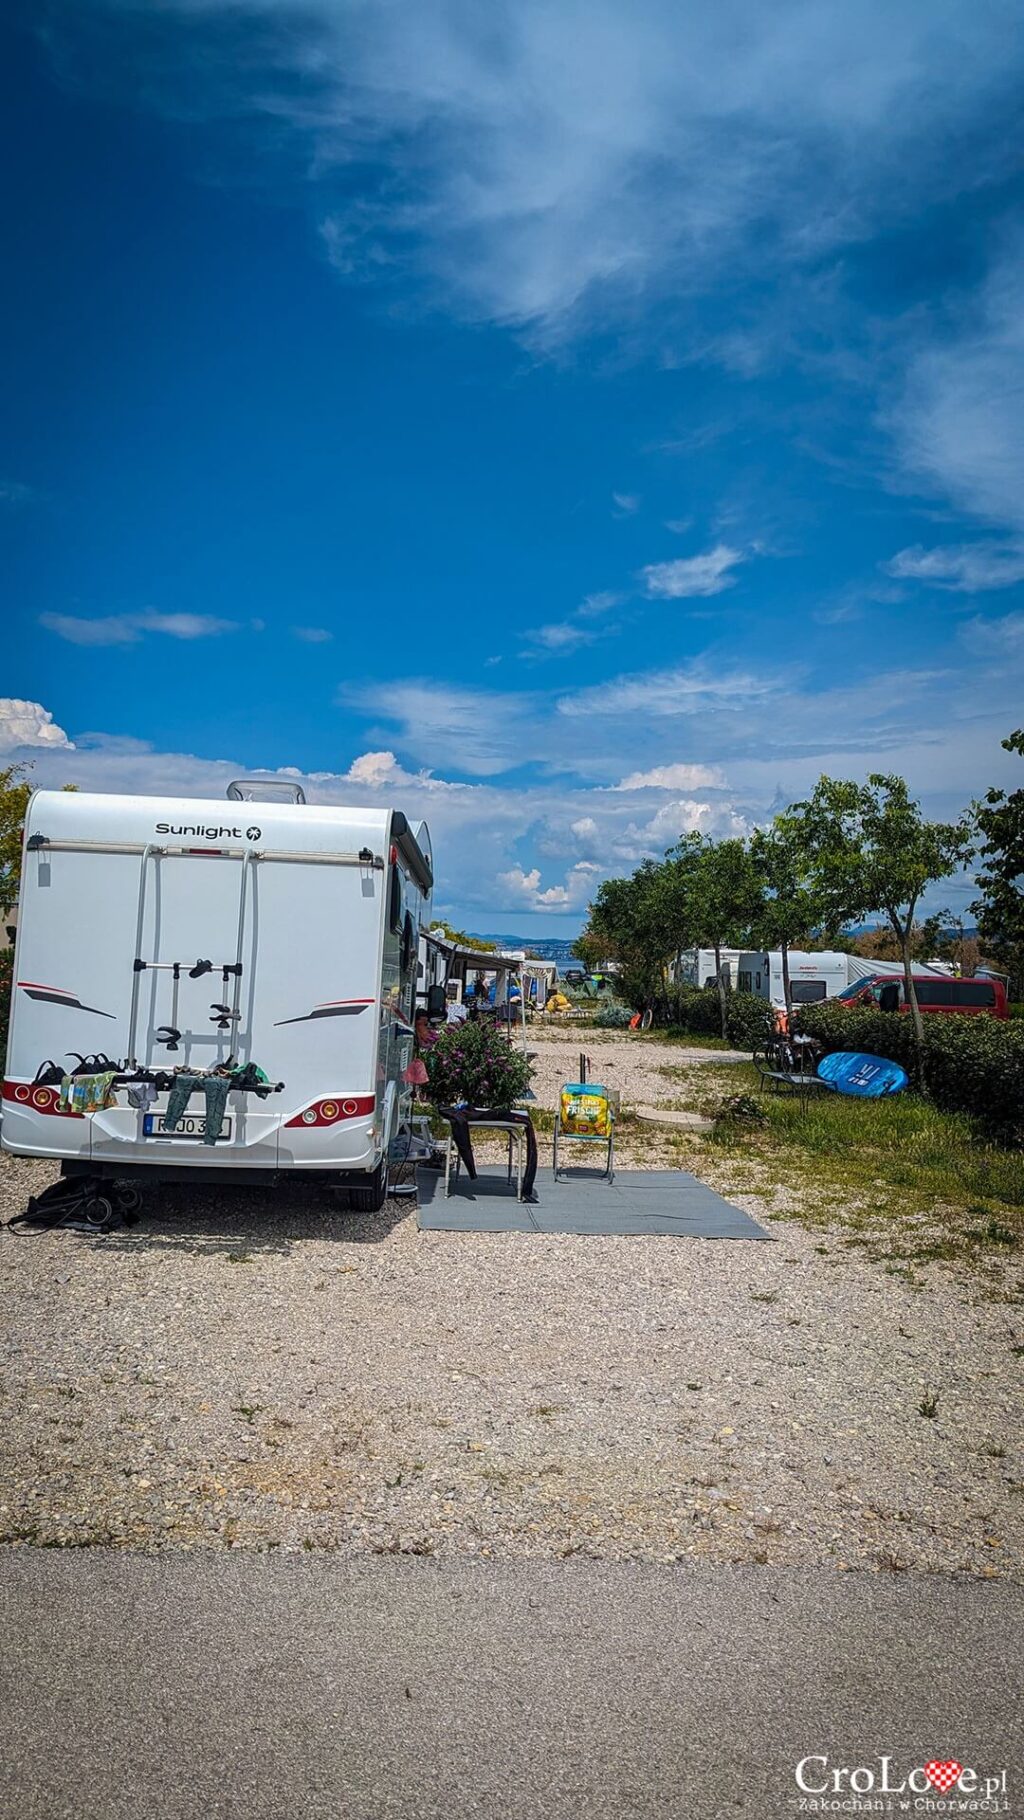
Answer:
xmin=285 ymin=1094 xmax=375 ymax=1128
xmin=2 ymin=1081 xmax=82 ymax=1118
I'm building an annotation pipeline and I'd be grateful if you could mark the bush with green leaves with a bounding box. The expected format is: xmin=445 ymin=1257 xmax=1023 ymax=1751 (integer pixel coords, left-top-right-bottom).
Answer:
xmin=424 ymin=1019 xmax=534 ymax=1109
xmin=792 ymin=1002 xmax=918 ymax=1071
xmin=662 ymin=983 xmax=720 ymax=1032
xmin=660 ymin=985 xmax=774 ymax=1050
xmin=723 ymin=993 xmax=778 ymax=1051
xmin=713 ymin=1092 xmax=767 ymax=1126
xmin=794 ymin=1003 xmax=1024 ymax=1141
xmin=594 ymin=1003 xmax=633 ymax=1028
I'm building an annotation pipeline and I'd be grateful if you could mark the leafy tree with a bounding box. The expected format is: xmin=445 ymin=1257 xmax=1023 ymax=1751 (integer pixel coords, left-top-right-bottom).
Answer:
xmin=426 ymin=920 xmax=497 ymax=953
xmin=586 ymin=860 xmax=679 ymax=1010
xmin=849 ymin=918 xmax=960 ymax=965
xmin=748 ymin=817 xmax=824 ymax=1019
xmin=0 ymin=766 xmax=77 ymax=1054
xmin=972 ymin=729 xmax=1024 ymax=993
xmin=0 ymin=767 xmax=35 ymax=1055
xmin=788 ymin=774 xmax=973 ymax=1067
xmin=667 ymin=835 xmax=763 ymax=1037
xmin=922 ymin=922 xmax=981 ymax=977
xmin=571 ymin=929 xmax=605 ymax=971
xmin=0 ymin=764 xmax=32 ymax=919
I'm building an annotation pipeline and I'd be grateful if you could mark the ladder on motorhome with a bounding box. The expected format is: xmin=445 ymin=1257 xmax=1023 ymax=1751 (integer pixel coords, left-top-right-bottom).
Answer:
xmin=125 ymin=844 xmax=254 ymax=1065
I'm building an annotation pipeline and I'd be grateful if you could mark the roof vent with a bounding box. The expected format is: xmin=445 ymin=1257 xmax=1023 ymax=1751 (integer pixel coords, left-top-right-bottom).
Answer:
xmin=226 ymin=777 xmax=307 ymax=805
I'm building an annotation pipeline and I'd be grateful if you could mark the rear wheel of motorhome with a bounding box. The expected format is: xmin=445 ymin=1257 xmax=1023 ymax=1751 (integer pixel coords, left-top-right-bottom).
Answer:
xmin=339 ymin=1156 xmax=390 ymax=1213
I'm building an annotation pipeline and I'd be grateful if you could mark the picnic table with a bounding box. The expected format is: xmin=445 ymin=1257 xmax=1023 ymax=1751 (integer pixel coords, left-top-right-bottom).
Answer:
xmin=752 ymin=1034 xmax=830 ymax=1104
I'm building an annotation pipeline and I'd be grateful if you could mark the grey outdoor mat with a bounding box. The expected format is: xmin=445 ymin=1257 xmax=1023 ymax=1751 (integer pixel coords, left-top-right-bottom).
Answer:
xmin=415 ymin=1165 xmax=771 ymax=1239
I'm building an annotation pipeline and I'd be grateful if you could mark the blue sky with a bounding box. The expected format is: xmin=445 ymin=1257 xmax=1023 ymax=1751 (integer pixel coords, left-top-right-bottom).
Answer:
xmin=4 ymin=0 xmax=1024 ymax=931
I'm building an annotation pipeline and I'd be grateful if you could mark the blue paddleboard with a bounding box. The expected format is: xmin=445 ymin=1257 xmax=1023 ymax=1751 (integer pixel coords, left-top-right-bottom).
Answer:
xmin=817 ymin=1051 xmax=908 ymax=1098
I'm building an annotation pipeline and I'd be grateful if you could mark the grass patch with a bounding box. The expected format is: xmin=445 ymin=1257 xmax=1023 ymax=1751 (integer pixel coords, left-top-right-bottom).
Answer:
xmin=647 ymin=1029 xmax=742 ymax=1051
xmin=660 ymin=1060 xmax=1024 ymax=1276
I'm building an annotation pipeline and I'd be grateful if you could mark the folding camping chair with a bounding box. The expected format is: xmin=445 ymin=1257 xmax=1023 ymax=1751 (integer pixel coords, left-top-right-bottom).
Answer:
xmin=553 ymin=1083 xmax=615 ymax=1183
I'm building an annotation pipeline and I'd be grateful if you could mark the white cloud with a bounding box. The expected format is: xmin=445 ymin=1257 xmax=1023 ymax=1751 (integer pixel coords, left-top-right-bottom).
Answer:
xmin=12 ymin=667 xmax=1023 ymax=925
xmin=53 ymin=1 xmax=1022 ymax=343
xmin=522 ymin=621 xmax=596 ymax=653
xmin=612 ymin=492 xmax=640 ymax=515
xmin=882 ymin=542 xmax=1024 ymax=592
xmin=341 ymin=679 xmax=539 ymax=776
xmin=40 ymin=614 xmax=137 ymax=648
xmin=341 ymin=749 xmax=462 ymax=791
xmin=40 ymin=610 xmax=239 ymax=646
xmin=577 ymin=591 xmax=622 ymax=619
xmin=640 ymin=544 xmax=745 ymax=599
xmin=498 ymin=861 xmax=602 ymax=912
xmin=0 ymin=699 xmax=74 ymax=753
xmin=0 ymin=480 xmax=34 ymax=506
xmin=890 ymin=235 xmax=1024 ymax=533
xmin=38 ymin=0 xmax=1024 ymax=560
xmin=611 ymin=761 xmax=726 ymax=790
xmin=293 ymin=625 xmax=334 ymax=643
xmin=813 ymin=597 xmax=867 ymax=626
xmin=959 ymin=612 xmax=1024 ymax=657
xmin=522 ymin=589 xmax=624 ymax=658
xmin=622 ymin=797 xmax=748 ymax=852
xmin=558 ymin=661 xmax=780 ymax=718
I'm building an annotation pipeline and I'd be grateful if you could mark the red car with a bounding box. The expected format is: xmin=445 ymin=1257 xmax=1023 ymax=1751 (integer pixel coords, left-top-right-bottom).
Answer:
xmin=836 ymin=973 xmax=1008 ymax=1020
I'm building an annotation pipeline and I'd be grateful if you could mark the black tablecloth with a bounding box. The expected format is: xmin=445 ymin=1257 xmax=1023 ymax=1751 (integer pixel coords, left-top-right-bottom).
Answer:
xmin=438 ymin=1106 xmax=538 ymax=1199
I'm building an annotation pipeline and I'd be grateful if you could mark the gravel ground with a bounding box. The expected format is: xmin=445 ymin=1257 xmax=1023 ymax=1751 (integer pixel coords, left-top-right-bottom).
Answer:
xmin=1 ymin=1030 xmax=1021 ymax=1576
xmin=524 ymin=1030 xmax=747 ymax=1119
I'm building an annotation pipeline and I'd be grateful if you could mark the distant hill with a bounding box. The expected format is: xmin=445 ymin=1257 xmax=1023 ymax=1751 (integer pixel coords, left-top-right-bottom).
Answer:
xmin=472 ymin=933 xmax=578 ymax=964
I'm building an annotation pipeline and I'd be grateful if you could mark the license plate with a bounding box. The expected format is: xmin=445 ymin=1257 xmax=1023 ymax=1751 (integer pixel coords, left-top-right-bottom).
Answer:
xmin=143 ymin=1113 xmax=233 ymax=1142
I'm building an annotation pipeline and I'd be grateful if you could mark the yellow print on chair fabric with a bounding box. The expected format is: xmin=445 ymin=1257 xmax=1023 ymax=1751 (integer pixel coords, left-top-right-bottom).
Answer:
xmin=559 ymin=1090 xmax=611 ymax=1138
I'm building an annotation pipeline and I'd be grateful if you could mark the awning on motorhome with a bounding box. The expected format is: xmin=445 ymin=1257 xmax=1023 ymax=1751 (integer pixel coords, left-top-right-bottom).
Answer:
xmin=420 ymin=930 xmax=535 ymax=1053
xmin=421 ymin=931 xmax=525 ymax=978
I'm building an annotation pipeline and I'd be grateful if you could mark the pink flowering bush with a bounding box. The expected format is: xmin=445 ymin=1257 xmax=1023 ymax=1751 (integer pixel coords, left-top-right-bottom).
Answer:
xmin=425 ymin=1020 xmax=533 ymax=1108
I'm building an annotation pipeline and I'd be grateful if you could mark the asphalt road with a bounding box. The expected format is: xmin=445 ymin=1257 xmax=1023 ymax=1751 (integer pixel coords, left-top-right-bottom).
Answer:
xmin=0 ymin=1554 xmax=1020 ymax=1820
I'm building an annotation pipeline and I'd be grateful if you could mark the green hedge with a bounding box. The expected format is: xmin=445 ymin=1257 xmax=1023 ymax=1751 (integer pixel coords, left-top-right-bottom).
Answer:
xmin=794 ymin=1003 xmax=1024 ymax=1140
xmin=660 ymin=985 xmax=775 ymax=1051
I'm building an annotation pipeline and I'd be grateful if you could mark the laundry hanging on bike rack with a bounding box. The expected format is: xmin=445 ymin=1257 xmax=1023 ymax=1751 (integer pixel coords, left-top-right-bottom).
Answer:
xmin=28 ymin=1053 xmax=285 ymax=1107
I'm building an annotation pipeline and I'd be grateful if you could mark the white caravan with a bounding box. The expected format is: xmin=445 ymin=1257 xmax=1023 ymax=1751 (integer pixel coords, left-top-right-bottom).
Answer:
xmin=2 ymin=784 xmax=432 ymax=1211
xmin=672 ymin=947 xmax=745 ymax=988
xmin=734 ymin=949 xmax=940 ymax=1009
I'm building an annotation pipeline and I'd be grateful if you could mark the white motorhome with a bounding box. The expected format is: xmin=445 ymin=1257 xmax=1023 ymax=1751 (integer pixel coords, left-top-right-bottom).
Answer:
xmin=2 ymin=783 xmax=433 ymax=1213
